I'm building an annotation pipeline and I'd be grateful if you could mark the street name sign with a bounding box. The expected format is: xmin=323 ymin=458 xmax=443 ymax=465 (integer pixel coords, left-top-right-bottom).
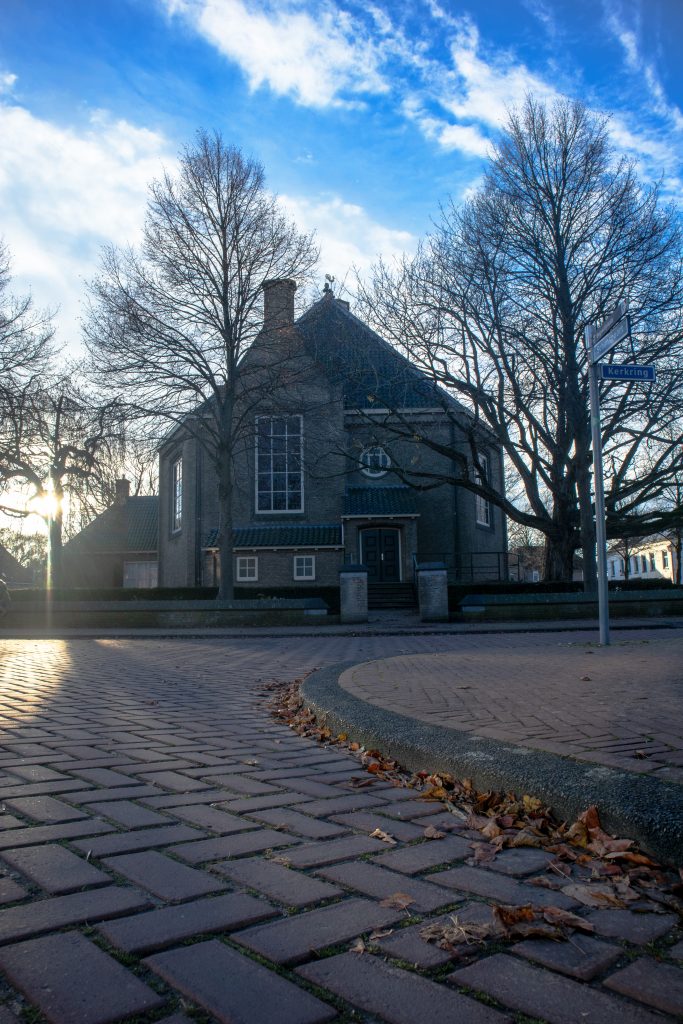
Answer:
xmin=599 ymin=363 xmax=656 ymax=382
xmin=591 ymin=315 xmax=631 ymax=363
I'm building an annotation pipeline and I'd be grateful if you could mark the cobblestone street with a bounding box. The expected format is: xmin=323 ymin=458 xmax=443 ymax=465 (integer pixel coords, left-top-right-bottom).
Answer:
xmin=0 ymin=633 xmax=680 ymax=1023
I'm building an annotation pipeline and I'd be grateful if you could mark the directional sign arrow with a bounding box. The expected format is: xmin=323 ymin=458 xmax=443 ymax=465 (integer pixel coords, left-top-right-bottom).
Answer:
xmin=591 ymin=315 xmax=631 ymax=363
xmin=599 ymin=363 xmax=656 ymax=382
xmin=596 ymin=302 xmax=627 ymax=341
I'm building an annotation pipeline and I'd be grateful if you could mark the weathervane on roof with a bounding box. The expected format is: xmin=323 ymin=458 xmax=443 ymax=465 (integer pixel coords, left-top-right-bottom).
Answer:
xmin=323 ymin=274 xmax=335 ymax=297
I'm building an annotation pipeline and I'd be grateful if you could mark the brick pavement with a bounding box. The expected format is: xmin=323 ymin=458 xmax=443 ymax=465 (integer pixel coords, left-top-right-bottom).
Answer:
xmin=340 ymin=632 xmax=683 ymax=781
xmin=0 ymin=634 xmax=678 ymax=1023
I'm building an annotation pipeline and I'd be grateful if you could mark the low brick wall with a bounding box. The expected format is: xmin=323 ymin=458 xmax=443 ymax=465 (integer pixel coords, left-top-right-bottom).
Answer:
xmin=459 ymin=589 xmax=683 ymax=621
xmin=1 ymin=598 xmax=330 ymax=630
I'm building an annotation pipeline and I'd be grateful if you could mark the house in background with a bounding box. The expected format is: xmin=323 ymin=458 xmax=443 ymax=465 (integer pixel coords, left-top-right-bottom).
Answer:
xmin=158 ymin=280 xmax=507 ymax=596
xmin=607 ymin=535 xmax=680 ymax=584
xmin=0 ymin=544 xmax=33 ymax=587
xmin=61 ymin=479 xmax=158 ymax=588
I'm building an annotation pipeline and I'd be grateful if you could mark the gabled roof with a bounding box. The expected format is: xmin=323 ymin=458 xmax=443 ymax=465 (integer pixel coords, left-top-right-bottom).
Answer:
xmin=64 ymin=496 xmax=158 ymax=555
xmin=204 ymin=523 xmax=342 ymax=549
xmin=296 ymin=293 xmax=460 ymax=412
xmin=343 ymin=486 xmax=419 ymax=517
xmin=0 ymin=544 xmax=33 ymax=584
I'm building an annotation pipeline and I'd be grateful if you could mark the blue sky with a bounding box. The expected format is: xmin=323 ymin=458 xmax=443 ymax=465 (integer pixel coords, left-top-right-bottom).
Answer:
xmin=1 ymin=0 xmax=681 ymax=342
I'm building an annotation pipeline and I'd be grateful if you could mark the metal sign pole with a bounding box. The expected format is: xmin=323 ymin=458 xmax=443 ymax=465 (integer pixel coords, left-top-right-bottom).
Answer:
xmin=587 ymin=324 xmax=610 ymax=645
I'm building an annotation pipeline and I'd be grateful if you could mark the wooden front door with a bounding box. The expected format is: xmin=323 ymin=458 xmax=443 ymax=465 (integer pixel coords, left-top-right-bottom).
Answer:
xmin=361 ymin=528 xmax=400 ymax=582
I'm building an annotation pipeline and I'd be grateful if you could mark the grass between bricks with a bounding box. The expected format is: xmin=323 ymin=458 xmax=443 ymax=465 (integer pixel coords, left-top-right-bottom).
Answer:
xmin=217 ymin=936 xmax=361 ymax=1023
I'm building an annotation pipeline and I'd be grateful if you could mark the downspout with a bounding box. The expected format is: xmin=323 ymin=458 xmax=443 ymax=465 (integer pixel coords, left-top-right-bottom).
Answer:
xmin=195 ymin=442 xmax=202 ymax=586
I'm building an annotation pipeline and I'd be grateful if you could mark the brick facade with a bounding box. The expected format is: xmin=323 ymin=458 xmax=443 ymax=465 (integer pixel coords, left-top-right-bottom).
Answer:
xmin=158 ymin=283 xmax=506 ymax=589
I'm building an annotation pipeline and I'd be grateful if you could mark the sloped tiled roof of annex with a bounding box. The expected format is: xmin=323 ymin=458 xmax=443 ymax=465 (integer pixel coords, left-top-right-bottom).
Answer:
xmin=0 ymin=544 xmax=32 ymax=584
xmin=64 ymin=496 xmax=158 ymax=554
xmin=343 ymin=486 xmax=419 ymax=517
xmin=295 ymin=293 xmax=466 ymax=413
xmin=204 ymin=523 xmax=342 ymax=549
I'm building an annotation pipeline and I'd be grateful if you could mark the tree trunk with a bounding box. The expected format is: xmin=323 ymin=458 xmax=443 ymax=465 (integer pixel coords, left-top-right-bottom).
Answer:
xmin=544 ymin=532 xmax=576 ymax=582
xmin=217 ymin=468 xmax=234 ymax=602
xmin=48 ymin=510 xmax=63 ymax=590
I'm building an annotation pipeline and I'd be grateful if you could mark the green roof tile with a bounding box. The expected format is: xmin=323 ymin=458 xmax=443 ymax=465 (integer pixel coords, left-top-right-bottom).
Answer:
xmin=64 ymin=496 xmax=158 ymax=554
xmin=203 ymin=523 xmax=342 ymax=549
xmin=343 ymin=486 xmax=418 ymax=517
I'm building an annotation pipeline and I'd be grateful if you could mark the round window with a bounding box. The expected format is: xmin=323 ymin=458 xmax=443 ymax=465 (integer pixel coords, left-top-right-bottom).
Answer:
xmin=360 ymin=446 xmax=391 ymax=478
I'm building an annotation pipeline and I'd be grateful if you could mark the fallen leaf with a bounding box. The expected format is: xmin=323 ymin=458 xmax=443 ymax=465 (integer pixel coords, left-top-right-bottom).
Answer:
xmin=419 ymin=915 xmax=494 ymax=949
xmin=562 ymin=883 xmax=627 ymax=909
xmin=349 ymin=938 xmax=366 ymax=954
xmin=469 ymin=842 xmax=497 ymax=865
xmin=380 ymin=892 xmax=415 ymax=910
xmin=493 ymin=904 xmax=536 ymax=927
xmin=542 ymin=906 xmax=595 ymax=933
xmin=420 ymin=786 xmax=449 ymax=801
xmin=423 ymin=825 xmax=446 ymax=840
xmin=369 ymin=828 xmax=398 ymax=845
xmin=368 ymin=928 xmax=394 ymax=942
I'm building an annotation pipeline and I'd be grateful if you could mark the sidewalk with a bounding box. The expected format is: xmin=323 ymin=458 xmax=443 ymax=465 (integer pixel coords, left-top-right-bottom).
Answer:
xmin=0 ymin=634 xmax=680 ymax=1022
xmin=303 ymin=628 xmax=683 ymax=863
xmin=3 ymin=609 xmax=683 ymax=639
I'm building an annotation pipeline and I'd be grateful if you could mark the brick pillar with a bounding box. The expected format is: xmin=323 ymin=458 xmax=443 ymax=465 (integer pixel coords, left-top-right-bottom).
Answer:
xmin=339 ymin=564 xmax=368 ymax=624
xmin=417 ymin=562 xmax=449 ymax=622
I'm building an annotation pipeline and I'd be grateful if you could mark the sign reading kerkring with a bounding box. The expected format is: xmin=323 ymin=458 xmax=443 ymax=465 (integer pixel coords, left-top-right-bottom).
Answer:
xmin=599 ymin=363 xmax=656 ymax=382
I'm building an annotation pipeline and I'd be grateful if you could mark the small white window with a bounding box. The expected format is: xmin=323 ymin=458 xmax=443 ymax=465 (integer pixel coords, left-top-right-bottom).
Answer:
xmin=475 ymin=453 xmax=491 ymax=527
xmin=236 ymin=556 xmax=258 ymax=581
xmin=293 ymin=555 xmax=315 ymax=580
xmin=360 ymin=446 xmax=391 ymax=478
xmin=171 ymin=458 xmax=182 ymax=532
xmin=663 ymin=551 xmax=670 ymax=569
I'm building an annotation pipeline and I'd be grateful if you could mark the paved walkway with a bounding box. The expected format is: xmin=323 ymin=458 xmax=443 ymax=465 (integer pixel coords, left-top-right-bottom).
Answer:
xmin=340 ymin=630 xmax=683 ymax=783
xmin=0 ymin=635 xmax=679 ymax=1023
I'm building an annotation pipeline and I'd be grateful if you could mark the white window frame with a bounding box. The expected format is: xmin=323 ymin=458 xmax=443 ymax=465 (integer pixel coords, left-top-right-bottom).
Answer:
xmin=255 ymin=415 xmax=304 ymax=514
xmin=360 ymin=446 xmax=391 ymax=478
xmin=293 ymin=554 xmax=316 ymax=581
xmin=474 ymin=453 xmax=491 ymax=527
xmin=171 ymin=457 xmax=182 ymax=533
xmin=663 ymin=550 xmax=670 ymax=569
xmin=236 ymin=556 xmax=258 ymax=582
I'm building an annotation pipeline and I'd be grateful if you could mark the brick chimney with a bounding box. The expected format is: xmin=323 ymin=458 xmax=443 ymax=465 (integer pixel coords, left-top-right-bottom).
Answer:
xmin=114 ymin=478 xmax=130 ymax=505
xmin=262 ymin=279 xmax=296 ymax=330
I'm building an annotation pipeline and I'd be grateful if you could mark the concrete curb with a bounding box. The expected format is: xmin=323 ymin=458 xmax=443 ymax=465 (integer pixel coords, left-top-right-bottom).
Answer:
xmin=302 ymin=661 xmax=683 ymax=867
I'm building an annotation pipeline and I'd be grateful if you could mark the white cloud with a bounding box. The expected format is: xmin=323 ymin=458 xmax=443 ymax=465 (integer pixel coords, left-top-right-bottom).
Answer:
xmin=164 ymin=0 xmax=387 ymax=108
xmin=0 ymin=100 xmax=175 ymax=345
xmin=443 ymin=17 xmax=558 ymax=128
xmin=604 ymin=1 xmax=683 ymax=132
xmin=0 ymin=71 xmax=17 ymax=94
xmin=280 ymin=193 xmax=415 ymax=282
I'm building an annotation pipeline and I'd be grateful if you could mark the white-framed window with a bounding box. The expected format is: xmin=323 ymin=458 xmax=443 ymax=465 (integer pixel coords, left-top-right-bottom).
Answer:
xmin=123 ymin=561 xmax=158 ymax=588
xmin=650 ymin=552 xmax=656 ymax=571
xmin=641 ymin=555 xmax=647 ymax=573
xmin=171 ymin=457 xmax=182 ymax=532
xmin=609 ymin=560 xmax=616 ymax=577
xmin=663 ymin=550 xmax=670 ymax=569
xmin=631 ymin=556 xmax=638 ymax=575
xmin=474 ymin=453 xmax=491 ymax=527
xmin=256 ymin=415 xmax=303 ymax=513
xmin=360 ymin=446 xmax=391 ymax=478
xmin=293 ymin=555 xmax=315 ymax=580
xmin=236 ymin=556 xmax=258 ymax=581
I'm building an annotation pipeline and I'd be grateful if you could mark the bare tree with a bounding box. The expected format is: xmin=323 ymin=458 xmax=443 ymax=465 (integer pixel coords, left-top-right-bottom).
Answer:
xmin=65 ymin=429 xmax=158 ymax=537
xmin=357 ymin=97 xmax=683 ymax=584
xmin=85 ymin=131 xmax=317 ymax=599
xmin=0 ymin=374 xmax=124 ymax=586
xmin=0 ymin=240 xmax=55 ymax=495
